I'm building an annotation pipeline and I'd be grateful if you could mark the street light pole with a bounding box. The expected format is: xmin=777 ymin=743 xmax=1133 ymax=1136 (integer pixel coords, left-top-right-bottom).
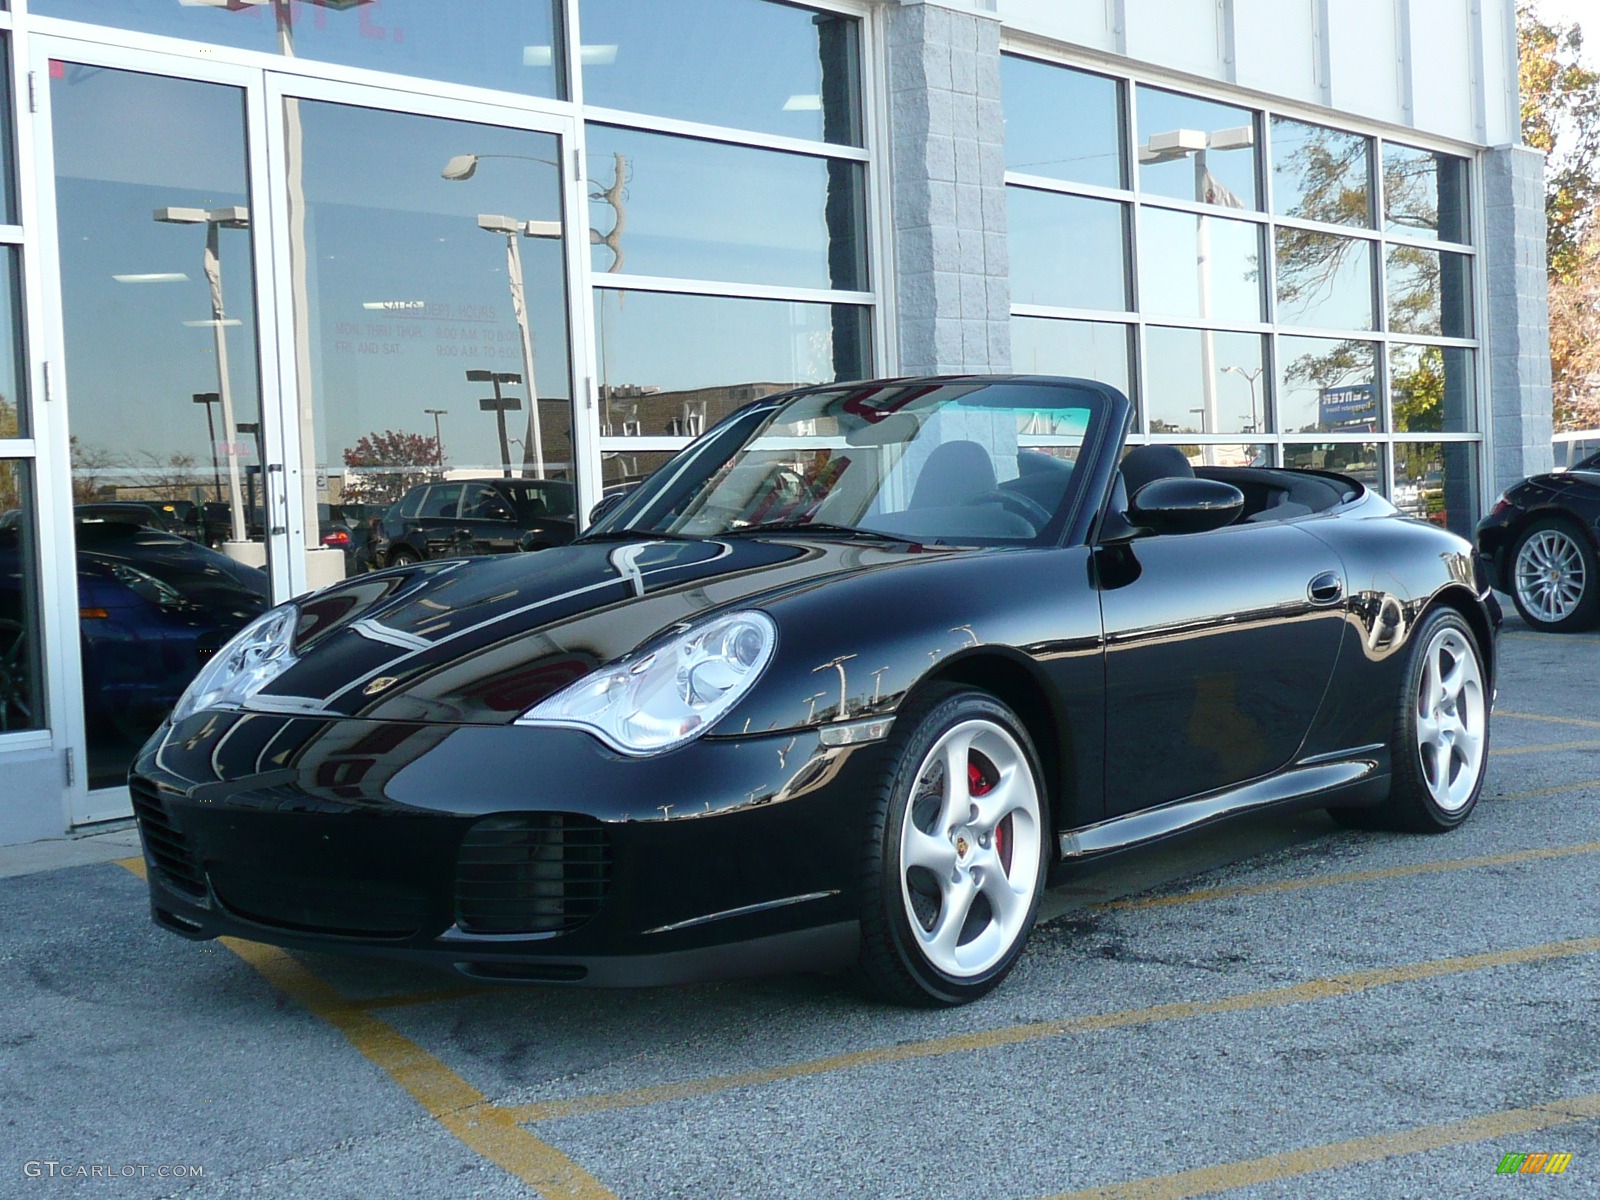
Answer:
xmin=424 ymin=408 xmax=447 ymax=471
xmin=156 ymin=205 xmax=251 ymax=545
xmin=477 ymin=215 xmax=561 ymax=479
xmin=1222 ymin=365 xmax=1263 ymax=434
xmin=468 ymin=369 xmax=522 ymax=478
xmin=192 ymin=392 xmax=223 ymax=502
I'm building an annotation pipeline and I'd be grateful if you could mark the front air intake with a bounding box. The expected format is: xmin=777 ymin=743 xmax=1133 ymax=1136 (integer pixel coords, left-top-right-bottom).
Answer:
xmin=455 ymin=813 xmax=610 ymax=935
xmin=129 ymin=779 xmax=207 ymax=900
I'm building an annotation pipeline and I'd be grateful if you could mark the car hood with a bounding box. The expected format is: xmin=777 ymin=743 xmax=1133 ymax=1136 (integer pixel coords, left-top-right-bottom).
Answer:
xmin=250 ymin=535 xmax=959 ymax=724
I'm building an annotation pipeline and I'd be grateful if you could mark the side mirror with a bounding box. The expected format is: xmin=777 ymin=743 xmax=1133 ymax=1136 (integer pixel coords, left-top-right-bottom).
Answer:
xmin=588 ymin=490 xmax=629 ymax=525
xmin=1126 ymin=477 xmax=1244 ymax=535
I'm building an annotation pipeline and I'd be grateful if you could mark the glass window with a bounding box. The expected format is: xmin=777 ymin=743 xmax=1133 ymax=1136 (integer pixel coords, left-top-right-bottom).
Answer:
xmin=1273 ymin=229 xmax=1375 ymax=330
xmin=0 ymin=461 xmax=43 ymax=734
xmin=1277 ymin=337 xmax=1379 ymax=434
xmin=0 ymin=38 xmax=15 ymax=225
xmin=1138 ymin=208 xmax=1263 ymax=324
xmin=1284 ymin=443 xmax=1384 ymax=494
xmin=1001 ymin=57 xmax=1123 ymax=189
xmin=1390 ymin=344 xmax=1476 ymax=433
xmin=594 ymin=291 xmax=869 ymax=437
xmin=1142 ymin=443 xmax=1271 ymax=469
xmin=33 ymin=1 xmax=564 ymax=99
xmin=1386 ymin=246 xmax=1472 ymax=338
xmin=461 ymin=483 xmax=513 ymax=520
xmin=584 ymin=126 xmax=866 ymax=291
xmin=1010 ymin=317 xmax=1133 ymax=400
xmin=418 ymin=483 xmax=463 ymax=519
xmin=579 ymin=0 xmax=861 ymax=146
xmin=1270 ymin=117 xmax=1371 ymax=227
xmin=1007 ymin=190 xmax=1128 ymax=311
xmin=284 ymin=99 xmax=574 ymax=521
xmin=1383 ymin=143 xmax=1470 ymax=243
xmin=1393 ymin=441 xmax=1479 ymax=537
xmin=0 ymin=250 xmax=25 ymax=440
xmin=1143 ymin=327 xmax=1267 ymax=435
xmin=1135 ymin=87 xmax=1259 ymax=210
xmin=603 ymin=449 xmax=679 ymax=489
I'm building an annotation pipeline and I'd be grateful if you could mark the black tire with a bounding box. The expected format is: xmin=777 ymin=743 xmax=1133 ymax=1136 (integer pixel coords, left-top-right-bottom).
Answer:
xmin=1507 ymin=515 xmax=1600 ymax=632
xmin=1329 ymin=607 xmax=1489 ymax=833
xmin=386 ymin=546 xmax=420 ymax=568
xmin=855 ymin=684 xmax=1049 ymax=1006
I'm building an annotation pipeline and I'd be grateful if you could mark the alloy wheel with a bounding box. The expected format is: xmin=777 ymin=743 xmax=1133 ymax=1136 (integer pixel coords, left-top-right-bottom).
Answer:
xmin=898 ymin=718 xmax=1042 ymax=978
xmin=1514 ymin=528 xmax=1587 ymax=624
xmin=1413 ymin=625 xmax=1486 ymax=814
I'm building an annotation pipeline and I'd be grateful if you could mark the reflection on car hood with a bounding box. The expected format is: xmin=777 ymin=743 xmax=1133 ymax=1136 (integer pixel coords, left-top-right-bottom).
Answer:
xmin=253 ymin=536 xmax=958 ymax=724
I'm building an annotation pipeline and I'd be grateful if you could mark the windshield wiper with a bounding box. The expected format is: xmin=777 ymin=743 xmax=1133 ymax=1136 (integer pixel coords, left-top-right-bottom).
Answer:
xmin=720 ymin=520 xmax=923 ymax=544
xmin=574 ymin=528 xmax=705 ymax=544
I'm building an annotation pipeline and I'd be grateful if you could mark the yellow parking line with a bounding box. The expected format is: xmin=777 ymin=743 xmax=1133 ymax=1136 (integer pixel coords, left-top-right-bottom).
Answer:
xmin=1491 ymin=739 xmax=1600 ymax=756
xmin=1489 ymin=777 xmax=1600 ymax=801
xmin=116 ymin=858 xmax=617 ymax=1200
xmin=497 ymin=937 xmax=1600 ymax=1124
xmin=1036 ymin=1092 xmax=1600 ymax=1200
xmin=358 ymin=985 xmax=499 ymax=1012
xmin=1496 ymin=709 xmax=1600 ymax=731
xmin=1097 ymin=840 xmax=1600 ymax=912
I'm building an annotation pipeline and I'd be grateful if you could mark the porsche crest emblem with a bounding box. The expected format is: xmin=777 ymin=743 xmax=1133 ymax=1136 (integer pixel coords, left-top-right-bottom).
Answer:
xmin=363 ymin=676 xmax=400 ymax=696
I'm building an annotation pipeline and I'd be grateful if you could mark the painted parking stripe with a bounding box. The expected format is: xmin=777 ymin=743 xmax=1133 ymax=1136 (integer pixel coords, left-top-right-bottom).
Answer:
xmin=1034 ymin=1092 xmax=1600 ymax=1200
xmin=1488 ymin=777 xmax=1600 ymax=801
xmin=117 ymin=858 xmax=618 ymax=1200
xmin=1097 ymin=840 xmax=1600 ymax=912
xmin=1496 ymin=709 xmax=1600 ymax=731
xmin=1490 ymin=738 xmax=1600 ymax=755
xmin=497 ymin=937 xmax=1600 ymax=1124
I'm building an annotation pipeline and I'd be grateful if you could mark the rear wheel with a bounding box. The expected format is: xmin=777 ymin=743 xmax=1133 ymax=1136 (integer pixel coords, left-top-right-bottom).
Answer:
xmin=856 ymin=686 xmax=1048 ymax=1006
xmin=386 ymin=546 xmax=420 ymax=568
xmin=1330 ymin=608 xmax=1488 ymax=832
xmin=1509 ymin=516 xmax=1599 ymax=632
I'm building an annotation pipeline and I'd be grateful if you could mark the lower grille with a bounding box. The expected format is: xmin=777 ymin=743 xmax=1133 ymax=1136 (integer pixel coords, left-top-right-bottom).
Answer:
xmin=455 ymin=814 xmax=610 ymax=935
xmin=129 ymin=780 xmax=207 ymax=899
xmin=209 ymin=866 xmax=428 ymax=938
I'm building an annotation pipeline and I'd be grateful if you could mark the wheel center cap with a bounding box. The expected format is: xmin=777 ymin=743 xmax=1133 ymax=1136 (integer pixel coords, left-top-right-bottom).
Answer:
xmin=953 ymin=833 xmax=972 ymax=859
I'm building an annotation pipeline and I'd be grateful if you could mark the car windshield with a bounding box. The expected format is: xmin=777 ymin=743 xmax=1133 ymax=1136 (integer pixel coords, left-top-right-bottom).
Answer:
xmin=590 ymin=379 xmax=1110 ymax=545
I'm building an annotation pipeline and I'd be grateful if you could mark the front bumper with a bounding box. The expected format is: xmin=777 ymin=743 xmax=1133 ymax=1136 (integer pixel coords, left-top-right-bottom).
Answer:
xmin=130 ymin=712 xmax=879 ymax=985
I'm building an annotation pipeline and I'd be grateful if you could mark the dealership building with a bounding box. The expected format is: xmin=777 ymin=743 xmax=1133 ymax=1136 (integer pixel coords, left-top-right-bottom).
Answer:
xmin=0 ymin=0 xmax=1548 ymax=843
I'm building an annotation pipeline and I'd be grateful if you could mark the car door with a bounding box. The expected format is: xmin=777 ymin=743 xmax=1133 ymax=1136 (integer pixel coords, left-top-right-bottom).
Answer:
xmin=459 ymin=483 xmax=521 ymax=555
xmin=1096 ymin=521 xmax=1348 ymax=818
xmin=413 ymin=483 xmax=464 ymax=558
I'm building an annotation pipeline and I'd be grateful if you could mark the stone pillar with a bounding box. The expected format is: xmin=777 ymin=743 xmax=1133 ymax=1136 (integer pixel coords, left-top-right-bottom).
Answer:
xmin=884 ymin=0 xmax=1010 ymax=375
xmin=1482 ymin=144 xmax=1554 ymax=495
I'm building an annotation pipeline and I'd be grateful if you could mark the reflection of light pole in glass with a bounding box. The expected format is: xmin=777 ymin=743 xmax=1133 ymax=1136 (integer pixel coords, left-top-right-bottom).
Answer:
xmin=192 ymin=392 xmax=223 ymax=503
xmin=1138 ymin=125 xmax=1255 ymax=455
xmin=237 ymin=421 xmax=265 ymax=526
xmin=444 ymin=152 xmax=628 ymax=475
xmin=1222 ymin=364 xmax=1262 ymax=434
xmin=156 ymin=205 xmax=251 ymax=544
xmin=468 ymin=369 xmax=522 ymax=478
xmin=473 ymin=215 xmax=560 ymax=479
xmin=424 ymin=408 xmax=447 ymax=471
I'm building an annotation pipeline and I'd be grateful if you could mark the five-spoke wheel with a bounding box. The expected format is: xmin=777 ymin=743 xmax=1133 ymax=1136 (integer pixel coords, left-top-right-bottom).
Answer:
xmin=858 ymin=686 xmax=1047 ymax=1005
xmin=1510 ymin=517 xmax=1598 ymax=632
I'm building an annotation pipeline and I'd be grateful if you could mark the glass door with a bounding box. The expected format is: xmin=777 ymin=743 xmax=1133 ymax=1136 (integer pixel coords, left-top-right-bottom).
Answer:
xmin=34 ymin=45 xmax=290 ymax=814
xmin=264 ymin=78 xmax=584 ymax=574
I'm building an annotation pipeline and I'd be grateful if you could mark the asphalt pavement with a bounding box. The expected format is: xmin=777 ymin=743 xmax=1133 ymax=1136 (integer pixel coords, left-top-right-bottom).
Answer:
xmin=2 ymin=607 xmax=1596 ymax=1199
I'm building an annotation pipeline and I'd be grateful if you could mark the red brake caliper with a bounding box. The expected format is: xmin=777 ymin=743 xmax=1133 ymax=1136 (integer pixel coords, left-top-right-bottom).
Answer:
xmin=969 ymin=760 xmax=1004 ymax=860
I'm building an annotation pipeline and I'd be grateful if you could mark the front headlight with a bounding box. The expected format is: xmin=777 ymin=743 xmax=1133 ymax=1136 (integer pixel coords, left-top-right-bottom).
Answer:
xmin=517 ymin=610 xmax=777 ymax=755
xmin=171 ymin=604 xmax=300 ymax=723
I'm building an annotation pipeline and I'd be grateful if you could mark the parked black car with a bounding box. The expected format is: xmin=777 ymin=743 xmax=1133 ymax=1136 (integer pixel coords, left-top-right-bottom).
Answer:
xmin=368 ymin=477 xmax=576 ymax=568
xmin=76 ymin=502 xmax=202 ymax=542
xmin=132 ymin=376 xmax=1500 ymax=1006
xmin=1476 ymin=448 xmax=1600 ymax=632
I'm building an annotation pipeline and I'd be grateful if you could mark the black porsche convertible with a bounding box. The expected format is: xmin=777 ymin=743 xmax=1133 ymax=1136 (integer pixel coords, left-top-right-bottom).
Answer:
xmin=131 ymin=377 xmax=1500 ymax=1005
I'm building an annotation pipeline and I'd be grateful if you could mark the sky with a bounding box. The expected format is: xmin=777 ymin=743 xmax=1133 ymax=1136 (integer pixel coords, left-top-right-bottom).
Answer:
xmin=1532 ymin=0 xmax=1595 ymax=58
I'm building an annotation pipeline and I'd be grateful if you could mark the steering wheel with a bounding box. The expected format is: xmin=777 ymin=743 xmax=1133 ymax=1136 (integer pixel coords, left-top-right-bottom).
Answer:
xmin=969 ymin=488 xmax=1052 ymax=528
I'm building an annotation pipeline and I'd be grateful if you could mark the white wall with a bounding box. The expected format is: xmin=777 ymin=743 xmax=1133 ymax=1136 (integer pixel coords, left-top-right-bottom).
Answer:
xmin=998 ymin=0 xmax=1519 ymax=147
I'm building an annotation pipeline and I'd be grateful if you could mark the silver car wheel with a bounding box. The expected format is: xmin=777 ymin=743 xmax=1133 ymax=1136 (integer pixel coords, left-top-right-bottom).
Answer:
xmin=1514 ymin=528 xmax=1587 ymax=624
xmin=898 ymin=718 xmax=1042 ymax=978
xmin=1414 ymin=626 xmax=1487 ymax=814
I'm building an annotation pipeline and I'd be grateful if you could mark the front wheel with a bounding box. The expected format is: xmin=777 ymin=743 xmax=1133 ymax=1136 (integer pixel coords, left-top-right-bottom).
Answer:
xmin=856 ymin=686 xmax=1048 ymax=1006
xmin=1509 ymin=517 xmax=1599 ymax=632
xmin=1332 ymin=608 xmax=1489 ymax=833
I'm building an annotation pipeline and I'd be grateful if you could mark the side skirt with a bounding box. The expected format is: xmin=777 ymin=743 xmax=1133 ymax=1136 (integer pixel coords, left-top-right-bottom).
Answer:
xmin=1060 ymin=753 xmax=1388 ymax=859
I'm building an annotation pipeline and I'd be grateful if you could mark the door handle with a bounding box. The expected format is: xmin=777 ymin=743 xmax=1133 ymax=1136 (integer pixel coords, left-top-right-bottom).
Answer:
xmin=1308 ymin=571 xmax=1344 ymax=606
